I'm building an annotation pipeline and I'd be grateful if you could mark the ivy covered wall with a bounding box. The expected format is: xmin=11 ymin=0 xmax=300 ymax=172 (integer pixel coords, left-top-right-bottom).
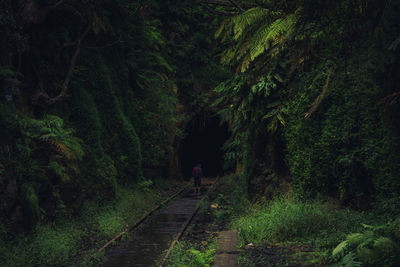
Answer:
xmin=0 ymin=0 xmax=180 ymax=234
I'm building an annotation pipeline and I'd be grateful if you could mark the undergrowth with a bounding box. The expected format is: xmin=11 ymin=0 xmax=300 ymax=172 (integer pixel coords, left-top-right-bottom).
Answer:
xmin=332 ymin=218 xmax=400 ymax=266
xmin=164 ymin=239 xmax=217 ymax=267
xmin=209 ymin=174 xmax=250 ymax=226
xmin=231 ymin=196 xmax=400 ymax=266
xmin=232 ymin=196 xmax=368 ymax=248
xmin=209 ymin=174 xmax=400 ymax=266
xmin=0 ymin=181 xmax=171 ymax=266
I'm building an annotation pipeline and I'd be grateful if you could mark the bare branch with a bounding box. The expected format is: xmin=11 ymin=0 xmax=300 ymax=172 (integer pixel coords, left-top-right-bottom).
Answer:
xmin=62 ymin=41 xmax=77 ymax=48
xmin=199 ymin=0 xmax=258 ymax=9
xmin=380 ymin=92 xmax=400 ymax=107
xmin=304 ymin=67 xmax=335 ymax=119
xmin=227 ymin=0 xmax=245 ymax=12
xmin=82 ymin=38 xmax=123 ymax=49
xmin=200 ymin=0 xmax=236 ymax=7
xmin=46 ymin=24 xmax=91 ymax=104
xmin=35 ymin=20 xmax=92 ymax=105
xmin=32 ymin=81 xmax=50 ymax=104
xmin=50 ymin=0 xmax=71 ymax=10
xmin=199 ymin=2 xmax=239 ymax=16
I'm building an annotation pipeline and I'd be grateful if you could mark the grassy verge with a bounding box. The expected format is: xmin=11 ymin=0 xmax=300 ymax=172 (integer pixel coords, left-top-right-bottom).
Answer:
xmin=233 ymin=196 xmax=369 ymax=247
xmin=153 ymin=174 xmax=400 ymax=266
xmin=232 ymin=197 xmax=369 ymax=266
xmin=0 ymin=179 xmax=181 ymax=266
xmin=209 ymin=174 xmax=400 ymax=266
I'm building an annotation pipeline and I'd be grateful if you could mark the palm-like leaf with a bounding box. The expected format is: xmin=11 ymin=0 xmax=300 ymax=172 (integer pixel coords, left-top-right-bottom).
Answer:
xmin=216 ymin=6 xmax=296 ymax=72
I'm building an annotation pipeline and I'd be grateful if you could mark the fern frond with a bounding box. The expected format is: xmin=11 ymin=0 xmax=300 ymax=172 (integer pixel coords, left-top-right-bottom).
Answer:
xmin=373 ymin=237 xmax=395 ymax=253
xmin=91 ymin=11 xmax=112 ymax=34
xmin=236 ymin=39 xmax=251 ymax=60
xmin=221 ymin=48 xmax=236 ymax=64
xmin=50 ymin=140 xmax=74 ymax=160
xmin=215 ymin=18 xmax=233 ymax=39
xmin=233 ymin=7 xmax=272 ymax=40
xmin=48 ymin=161 xmax=70 ymax=182
xmin=333 ymin=240 xmax=349 ymax=258
xmin=339 ymin=252 xmax=362 ymax=267
xmin=248 ymin=14 xmax=296 ymax=61
xmin=389 ymin=35 xmax=400 ymax=50
xmin=240 ymin=54 xmax=252 ymax=72
xmin=347 ymin=233 xmax=366 ymax=247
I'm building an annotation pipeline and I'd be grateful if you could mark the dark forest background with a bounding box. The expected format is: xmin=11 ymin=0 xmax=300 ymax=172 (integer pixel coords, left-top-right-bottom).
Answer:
xmin=1 ymin=0 xmax=400 ymax=266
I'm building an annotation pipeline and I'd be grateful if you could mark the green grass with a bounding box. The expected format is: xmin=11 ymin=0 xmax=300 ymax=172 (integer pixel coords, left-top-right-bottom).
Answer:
xmin=0 ymin=181 xmax=173 ymax=266
xmin=164 ymin=239 xmax=217 ymax=267
xmin=232 ymin=196 xmax=369 ymax=248
xmin=33 ymin=223 xmax=82 ymax=266
xmin=82 ymin=184 xmax=159 ymax=238
xmin=224 ymin=193 xmax=400 ymax=266
xmin=0 ymin=222 xmax=84 ymax=267
xmin=207 ymin=174 xmax=400 ymax=266
xmin=229 ymin=196 xmax=372 ymax=266
xmin=209 ymin=174 xmax=250 ymax=226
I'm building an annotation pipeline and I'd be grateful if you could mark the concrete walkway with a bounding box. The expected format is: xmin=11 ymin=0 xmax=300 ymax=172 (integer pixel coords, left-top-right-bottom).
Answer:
xmin=214 ymin=230 xmax=238 ymax=267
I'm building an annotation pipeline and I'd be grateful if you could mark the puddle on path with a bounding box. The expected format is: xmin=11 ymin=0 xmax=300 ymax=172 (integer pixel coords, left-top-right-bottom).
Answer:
xmin=101 ymin=194 xmax=199 ymax=267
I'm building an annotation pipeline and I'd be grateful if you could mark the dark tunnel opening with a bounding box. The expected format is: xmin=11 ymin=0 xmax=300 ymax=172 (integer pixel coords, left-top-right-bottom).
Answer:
xmin=180 ymin=113 xmax=230 ymax=179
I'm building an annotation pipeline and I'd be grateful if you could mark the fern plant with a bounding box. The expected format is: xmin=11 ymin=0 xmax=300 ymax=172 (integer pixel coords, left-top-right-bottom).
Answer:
xmin=332 ymin=220 xmax=400 ymax=266
xmin=216 ymin=6 xmax=296 ymax=72
xmin=188 ymin=248 xmax=216 ymax=267
xmin=20 ymin=115 xmax=84 ymax=161
xmin=338 ymin=252 xmax=362 ymax=267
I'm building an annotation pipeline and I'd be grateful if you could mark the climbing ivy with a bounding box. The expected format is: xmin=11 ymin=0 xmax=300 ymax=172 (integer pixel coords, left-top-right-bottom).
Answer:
xmin=213 ymin=0 xmax=400 ymax=204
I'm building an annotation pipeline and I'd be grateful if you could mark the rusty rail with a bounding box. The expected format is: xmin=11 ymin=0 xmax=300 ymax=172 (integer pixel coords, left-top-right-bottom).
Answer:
xmin=158 ymin=196 xmax=203 ymax=267
xmin=84 ymin=184 xmax=189 ymax=264
xmin=159 ymin=176 xmax=222 ymax=267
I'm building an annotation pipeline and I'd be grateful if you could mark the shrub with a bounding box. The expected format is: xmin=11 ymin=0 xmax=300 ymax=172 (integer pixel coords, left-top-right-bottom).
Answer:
xmin=332 ymin=218 xmax=400 ymax=266
xmin=165 ymin=240 xmax=216 ymax=267
xmin=97 ymin=210 xmax=127 ymax=238
xmin=32 ymin=224 xmax=82 ymax=266
xmin=211 ymin=174 xmax=250 ymax=225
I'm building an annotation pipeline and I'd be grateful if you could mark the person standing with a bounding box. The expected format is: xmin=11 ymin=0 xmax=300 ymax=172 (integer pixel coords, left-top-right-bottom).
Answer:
xmin=192 ymin=163 xmax=202 ymax=195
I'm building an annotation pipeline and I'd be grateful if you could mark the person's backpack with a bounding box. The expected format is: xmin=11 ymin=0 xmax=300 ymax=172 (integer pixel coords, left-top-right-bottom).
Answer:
xmin=192 ymin=167 xmax=200 ymax=178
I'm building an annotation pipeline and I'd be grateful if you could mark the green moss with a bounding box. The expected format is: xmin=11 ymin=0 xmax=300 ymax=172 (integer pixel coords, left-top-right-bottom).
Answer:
xmin=24 ymin=185 xmax=41 ymax=222
xmin=87 ymin=53 xmax=143 ymax=182
xmin=284 ymin=52 xmax=400 ymax=202
xmin=0 ymin=183 xmax=171 ymax=266
xmin=72 ymin=86 xmax=117 ymax=199
xmin=33 ymin=223 xmax=82 ymax=266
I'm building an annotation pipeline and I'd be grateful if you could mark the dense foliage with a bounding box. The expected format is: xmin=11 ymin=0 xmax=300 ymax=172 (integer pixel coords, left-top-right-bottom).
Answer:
xmin=0 ymin=0 xmax=228 ymax=252
xmin=208 ymin=2 xmax=400 ymax=265
xmin=212 ymin=0 xmax=400 ymax=206
xmin=2 ymin=0 xmax=400 ymax=266
xmin=0 ymin=0 xmax=186 ymax=237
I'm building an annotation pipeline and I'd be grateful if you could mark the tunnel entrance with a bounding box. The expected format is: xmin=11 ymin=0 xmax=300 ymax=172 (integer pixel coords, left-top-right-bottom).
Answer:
xmin=180 ymin=113 xmax=230 ymax=179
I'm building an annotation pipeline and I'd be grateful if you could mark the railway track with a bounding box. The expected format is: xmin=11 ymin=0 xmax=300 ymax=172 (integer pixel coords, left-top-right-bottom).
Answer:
xmin=97 ymin=178 xmax=217 ymax=267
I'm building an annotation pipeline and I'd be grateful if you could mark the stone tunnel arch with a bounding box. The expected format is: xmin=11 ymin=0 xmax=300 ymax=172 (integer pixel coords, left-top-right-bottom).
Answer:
xmin=178 ymin=112 xmax=231 ymax=179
